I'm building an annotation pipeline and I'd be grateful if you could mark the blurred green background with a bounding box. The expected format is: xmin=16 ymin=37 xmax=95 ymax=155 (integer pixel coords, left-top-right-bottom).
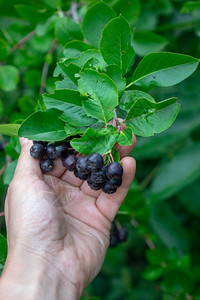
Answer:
xmin=1 ymin=0 xmax=200 ymax=299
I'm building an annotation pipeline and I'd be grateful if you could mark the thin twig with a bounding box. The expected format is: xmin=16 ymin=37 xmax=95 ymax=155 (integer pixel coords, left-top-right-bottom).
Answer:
xmin=139 ymin=164 xmax=160 ymax=191
xmin=83 ymin=291 xmax=89 ymax=299
xmin=40 ymin=38 xmax=57 ymax=94
xmin=131 ymin=218 xmax=155 ymax=250
xmin=10 ymin=30 xmax=36 ymax=53
xmin=0 ymin=165 xmax=6 ymax=177
xmin=0 ymin=212 xmax=5 ymax=217
xmin=70 ymin=2 xmax=80 ymax=23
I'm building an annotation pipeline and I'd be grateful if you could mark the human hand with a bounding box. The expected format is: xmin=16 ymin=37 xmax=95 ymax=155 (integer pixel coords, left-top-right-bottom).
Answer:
xmin=0 ymin=137 xmax=136 ymax=300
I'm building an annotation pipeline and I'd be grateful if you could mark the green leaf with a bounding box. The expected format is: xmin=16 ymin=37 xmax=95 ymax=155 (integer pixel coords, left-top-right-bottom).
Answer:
xmin=15 ymin=5 xmax=50 ymax=24
xmin=55 ymin=17 xmax=83 ymax=46
xmin=78 ymin=50 xmax=107 ymax=70
xmin=71 ymin=125 xmax=119 ymax=155
xmin=0 ymin=38 xmax=10 ymax=60
xmin=128 ymin=52 xmax=199 ymax=89
xmin=62 ymin=40 xmax=94 ymax=59
xmin=19 ymin=108 xmax=67 ymax=141
xmin=82 ymin=1 xmax=116 ymax=48
xmin=78 ymin=69 xmax=118 ymax=124
xmin=43 ymin=89 xmax=97 ymax=127
xmin=125 ymin=99 xmax=180 ymax=137
xmin=58 ymin=62 xmax=81 ymax=85
xmin=42 ymin=0 xmax=61 ymax=9
xmin=105 ymin=65 xmax=126 ymax=96
xmin=119 ymin=90 xmax=155 ymax=112
xmin=181 ymin=1 xmax=200 ymax=13
xmin=118 ymin=128 xmax=133 ymax=146
xmin=64 ymin=123 xmax=87 ymax=137
xmin=100 ymin=15 xmax=135 ymax=74
xmin=0 ymin=65 xmax=19 ymax=92
xmin=112 ymin=0 xmax=140 ymax=25
xmin=3 ymin=160 xmax=18 ymax=186
xmin=55 ymin=78 xmax=77 ymax=90
xmin=0 ymin=234 xmax=7 ymax=265
xmin=0 ymin=124 xmax=20 ymax=137
xmin=149 ymin=143 xmax=200 ymax=203
xmin=133 ymin=31 xmax=168 ymax=57
xmin=4 ymin=137 xmax=21 ymax=159
xmin=142 ymin=265 xmax=163 ymax=281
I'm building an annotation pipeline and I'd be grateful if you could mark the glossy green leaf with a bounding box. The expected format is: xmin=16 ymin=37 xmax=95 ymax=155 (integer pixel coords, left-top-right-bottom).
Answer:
xmin=55 ymin=78 xmax=77 ymax=90
xmin=78 ymin=50 xmax=107 ymax=70
xmin=125 ymin=99 xmax=180 ymax=137
xmin=0 ymin=124 xmax=20 ymax=137
xmin=64 ymin=123 xmax=87 ymax=137
xmin=0 ymin=234 xmax=7 ymax=265
xmin=118 ymin=128 xmax=133 ymax=146
xmin=105 ymin=65 xmax=126 ymax=96
xmin=82 ymin=1 xmax=116 ymax=48
xmin=133 ymin=31 xmax=168 ymax=56
xmin=112 ymin=0 xmax=140 ymax=25
xmin=0 ymin=65 xmax=19 ymax=92
xmin=149 ymin=143 xmax=200 ymax=202
xmin=100 ymin=15 xmax=135 ymax=74
xmin=3 ymin=160 xmax=18 ymax=186
xmin=62 ymin=40 xmax=94 ymax=59
xmin=71 ymin=125 xmax=119 ymax=155
xmin=128 ymin=52 xmax=199 ymax=89
xmin=78 ymin=69 xmax=118 ymax=124
xmin=43 ymin=89 xmax=97 ymax=127
xmin=19 ymin=109 xmax=67 ymax=141
xmin=55 ymin=17 xmax=83 ymax=46
xmin=142 ymin=265 xmax=163 ymax=281
xmin=58 ymin=62 xmax=81 ymax=85
xmin=119 ymin=90 xmax=155 ymax=112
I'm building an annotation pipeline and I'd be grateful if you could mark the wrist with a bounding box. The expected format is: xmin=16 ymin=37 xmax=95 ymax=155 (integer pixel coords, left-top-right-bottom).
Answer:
xmin=0 ymin=250 xmax=81 ymax=300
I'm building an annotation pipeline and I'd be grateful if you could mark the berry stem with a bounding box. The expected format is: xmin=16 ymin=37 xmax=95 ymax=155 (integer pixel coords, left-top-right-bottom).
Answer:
xmin=109 ymin=151 xmax=114 ymax=163
xmin=0 ymin=211 xmax=5 ymax=217
xmin=115 ymin=219 xmax=122 ymax=230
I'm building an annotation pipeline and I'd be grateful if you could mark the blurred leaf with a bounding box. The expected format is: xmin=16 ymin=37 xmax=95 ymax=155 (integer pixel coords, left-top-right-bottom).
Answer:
xmin=3 ymin=160 xmax=18 ymax=185
xmin=24 ymin=70 xmax=41 ymax=87
xmin=4 ymin=136 xmax=20 ymax=159
xmin=0 ymin=234 xmax=7 ymax=265
xmin=181 ymin=1 xmax=200 ymax=13
xmin=0 ymin=124 xmax=20 ymax=137
xmin=0 ymin=65 xmax=19 ymax=92
xmin=142 ymin=265 xmax=163 ymax=281
xmin=15 ymin=5 xmax=50 ymax=24
xmin=0 ymin=38 xmax=10 ymax=60
xmin=42 ymin=0 xmax=61 ymax=9
xmin=112 ymin=0 xmax=140 ymax=25
xmin=178 ymin=181 xmax=200 ymax=217
xmin=55 ymin=17 xmax=83 ymax=46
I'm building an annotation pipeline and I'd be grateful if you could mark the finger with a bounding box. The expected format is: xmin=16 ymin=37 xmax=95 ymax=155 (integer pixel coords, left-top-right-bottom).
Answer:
xmin=61 ymin=169 xmax=84 ymax=187
xmin=96 ymin=157 xmax=136 ymax=222
xmin=14 ymin=138 xmax=42 ymax=179
xmin=81 ymin=180 xmax=102 ymax=198
xmin=45 ymin=159 xmax=66 ymax=178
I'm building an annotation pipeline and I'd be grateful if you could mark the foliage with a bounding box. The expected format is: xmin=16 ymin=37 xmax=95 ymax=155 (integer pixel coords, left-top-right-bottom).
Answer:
xmin=1 ymin=0 xmax=200 ymax=299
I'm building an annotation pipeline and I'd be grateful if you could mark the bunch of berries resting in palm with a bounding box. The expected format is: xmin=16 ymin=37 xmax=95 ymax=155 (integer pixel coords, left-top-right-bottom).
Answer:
xmin=30 ymin=140 xmax=123 ymax=194
xmin=109 ymin=221 xmax=128 ymax=248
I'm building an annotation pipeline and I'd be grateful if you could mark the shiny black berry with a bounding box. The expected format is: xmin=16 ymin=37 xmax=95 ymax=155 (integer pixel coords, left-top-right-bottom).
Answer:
xmin=40 ymin=158 xmax=54 ymax=172
xmin=33 ymin=140 xmax=48 ymax=147
xmin=118 ymin=228 xmax=128 ymax=242
xmin=91 ymin=167 xmax=107 ymax=183
xmin=30 ymin=144 xmax=46 ymax=159
xmin=62 ymin=155 xmax=77 ymax=171
xmin=76 ymin=156 xmax=90 ymax=174
xmin=107 ymin=177 xmax=122 ymax=189
xmin=54 ymin=143 xmax=68 ymax=159
xmin=109 ymin=234 xmax=118 ymax=248
xmin=46 ymin=143 xmax=57 ymax=160
xmin=106 ymin=162 xmax=123 ymax=180
xmin=74 ymin=170 xmax=89 ymax=180
xmin=87 ymin=153 xmax=104 ymax=172
xmin=102 ymin=182 xmax=117 ymax=194
xmin=87 ymin=176 xmax=103 ymax=191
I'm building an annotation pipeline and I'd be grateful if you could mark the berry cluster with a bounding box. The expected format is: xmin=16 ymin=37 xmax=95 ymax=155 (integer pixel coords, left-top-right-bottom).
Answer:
xmin=109 ymin=222 xmax=128 ymax=248
xmin=30 ymin=141 xmax=123 ymax=194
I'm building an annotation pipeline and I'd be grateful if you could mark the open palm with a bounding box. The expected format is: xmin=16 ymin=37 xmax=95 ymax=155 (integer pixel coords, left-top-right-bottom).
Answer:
xmin=5 ymin=139 xmax=136 ymax=295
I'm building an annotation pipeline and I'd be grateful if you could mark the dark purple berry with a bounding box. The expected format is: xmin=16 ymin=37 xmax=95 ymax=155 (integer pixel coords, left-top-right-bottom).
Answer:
xmin=118 ymin=228 xmax=128 ymax=242
xmin=46 ymin=143 xmax=57 ymax=160
xmin=102 ymin=182 xmax=117 ymax=194
xmin=54 ymin=143 xmax=68 ymax=159
xmin=109 ymin=234 xmax=118 ymax=248
xmin=40 ymin=158 xmax=54 ymax=172
xmin=33 ymin=140 xmax=48 ymax=147
xmin=91 ymin=167 xmax=107 ymax=183
xmin=62 ymin=155 xmax=77 ymax=171
xmin=106 ymin=162 xmax=123 ymax=180
xmin=74 ymin=170 xmax=89 ymax=180
xmin=107 ymin=177 xmax=122 ymax=189
xmin=87 ymin=176 xmax=103 ymax=191
xmin=30 ymin=144 xmax=46 ymax=159
xmin=87 ymin=153 xmax=104 ymax=172
xmin=76 ymin=156 xmax=90 ymax=174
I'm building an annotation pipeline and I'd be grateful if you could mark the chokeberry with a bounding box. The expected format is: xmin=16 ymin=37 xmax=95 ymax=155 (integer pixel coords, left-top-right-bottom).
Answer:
xmin=118 ymin=228 xmax=128 ymax=242
xmin=102 ymin=182 xmax=117 ymax=194
xmin=30 ymin=144 xmax=46 ymax=159
xmin=62 ymin=155 xmax=77 ymax=171
xmin=87 ymin=176 xmax=103 ymax=191
xmin=33 ymin=140 xmax=48 ymax=147
xmin=54 ymin=143 xmax=68 ymax=159
xmin=107 ymin=177 xmax=122 ymax=189
xmin=40 ymin=158 xmax=54 ymax=172
xmin=74 ymin=170 xmax=89 ymax=180
xmin=106 ymin=162 xmax=123 ymax=180
xmin=91 ymin=167 xmax=107 ymax=183
xmin=76 ymin=156 xmax=90 ymax=174
xmin=46 ymin=143 xmax=57 ymax=160
xmin=87 ymin=153 xmax=104 ymax=172
xmin=109 ymin=234 xmax=118 ymax=248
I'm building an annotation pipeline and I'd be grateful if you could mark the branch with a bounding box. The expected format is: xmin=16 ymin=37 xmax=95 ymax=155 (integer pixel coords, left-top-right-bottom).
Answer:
xmin=40 ymin=38 xmax=57 ymax=94
xmin=0 ymin=212 xmax=5 ymax=217
xmin=10 ymin=30 xmax=36 ymax=53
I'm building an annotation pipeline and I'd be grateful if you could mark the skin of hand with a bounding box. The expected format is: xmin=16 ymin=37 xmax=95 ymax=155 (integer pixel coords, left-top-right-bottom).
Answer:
xmin=0 ymin=136 xmax=136 ymax=300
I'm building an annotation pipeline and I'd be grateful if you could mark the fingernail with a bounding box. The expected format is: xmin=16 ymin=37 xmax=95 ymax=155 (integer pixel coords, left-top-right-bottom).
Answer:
xmin=19 ymin=137 xmax=28 ymax=147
